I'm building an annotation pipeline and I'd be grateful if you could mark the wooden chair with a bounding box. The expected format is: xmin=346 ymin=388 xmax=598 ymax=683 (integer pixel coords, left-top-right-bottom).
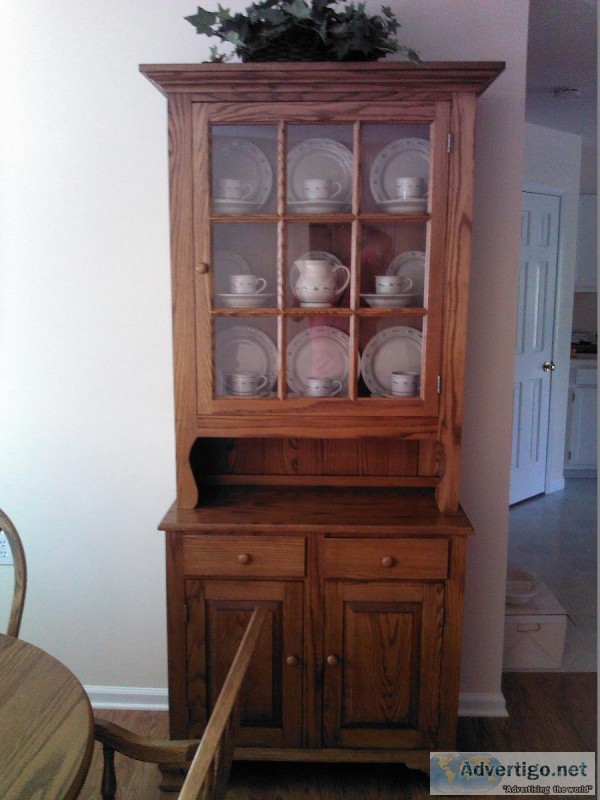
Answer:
xmin=0 ymin=508 xmax=27 ymax=637
xmin=94 ymin=606 xmax=268 ymax=800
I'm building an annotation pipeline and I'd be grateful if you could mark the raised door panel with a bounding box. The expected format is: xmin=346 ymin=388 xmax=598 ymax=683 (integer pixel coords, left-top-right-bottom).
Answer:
xmin=322 ymin=581 xmax=444 ymax=749
xmin=185 ymin=579 xmax=303 ymax=747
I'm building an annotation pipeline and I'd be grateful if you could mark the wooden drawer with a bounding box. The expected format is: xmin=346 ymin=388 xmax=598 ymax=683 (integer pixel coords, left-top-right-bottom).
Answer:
xmin=323 ymin=538 xmax=449 ymax=580
xmin=182 ymin=535 xmax=306 ymax=578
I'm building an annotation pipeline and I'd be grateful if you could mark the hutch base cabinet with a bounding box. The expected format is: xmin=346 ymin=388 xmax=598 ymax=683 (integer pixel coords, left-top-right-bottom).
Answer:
xmin=142 ymin=61 xmax=504 ymax=775
xmin=160 ymin=486 xmax=472 ymax=771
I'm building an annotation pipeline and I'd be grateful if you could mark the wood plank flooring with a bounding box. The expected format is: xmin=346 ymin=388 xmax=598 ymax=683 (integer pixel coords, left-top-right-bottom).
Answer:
xmin=78 ymin=673 xmax=596 ymax=800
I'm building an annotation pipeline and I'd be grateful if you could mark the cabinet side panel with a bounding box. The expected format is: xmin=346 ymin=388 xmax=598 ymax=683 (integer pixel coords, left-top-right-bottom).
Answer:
xmin=436 ymin=92 xmax=477 ymax=512
xmin=437 ymin=536 xmax=467 ymax=747
xmin=166 ymin=532 xmax=190 ymax=738
xmin=169 ymin=94 xmax=200 ymax=509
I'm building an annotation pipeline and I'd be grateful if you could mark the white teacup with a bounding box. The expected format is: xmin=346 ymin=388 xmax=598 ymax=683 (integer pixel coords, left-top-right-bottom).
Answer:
xmin=375 ymin=275 xmax=413 ymax=295
xmin=304 ymin=178 xmax=342 ymax=201
xmin=227 ymin=371 xmax=268 ymax=396
xmin=217 ymin=178 xmax=254 ymax=201
xmin=391 ymin=371 xmax=419 ymax=396
xmin=229 ymin=274 xmax=267 ymax=295
xmin=305 ymin=377 xmax=343 ymax=397
xmin=396 ymin=176 xmax=426 ymax=199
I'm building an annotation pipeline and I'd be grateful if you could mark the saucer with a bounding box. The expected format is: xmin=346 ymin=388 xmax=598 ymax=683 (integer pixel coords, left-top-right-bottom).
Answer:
xmin=376 ymin=197 xmax=427 ymax=214
xmin=361 ymin=293 xmax=418 ymax=308
xmin=213 ymin=198 xmax=263 ymax=214
xmin=287 ymin=199 xmax=351 ymax=215
xmin=216 ymin=293 xmax=274 ymax=309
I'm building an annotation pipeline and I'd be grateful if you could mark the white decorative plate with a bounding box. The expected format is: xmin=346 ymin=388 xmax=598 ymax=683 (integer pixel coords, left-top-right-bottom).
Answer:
xmin=287 ymin=325 xmax=350 ymax=395
xmin=213 ymin=251 xmax=251 ymax=294
xmin=212 ymin=138 xmax=273 ymax=208
xmin=297 ymin=250 xmax=343 ymax=266
xmin=216 ymin=293 xmax=275 ymax=309
xmin=360 ymin=293 xmax=418 ymax=308
xmin=287 ymin=138 xmax=353 ymax=204
xmin=375 ymin=198 xmax=428 ymax=215
xmin=386 ymin=251 xmax=426 ymax=297
xmin=287 ymin=199 xmax=351 ymax=215
xmin=215 ymin=325 xmax=278 ymax=395
xmin=369 ymin=138 xmax=430 ymax=205
xmin=360 ymin=326 xmax=422 ymax=397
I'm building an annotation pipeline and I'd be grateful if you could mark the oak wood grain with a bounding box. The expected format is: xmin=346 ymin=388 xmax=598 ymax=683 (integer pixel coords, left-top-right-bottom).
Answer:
xmin=0 ymin=634 xmax=94 ymax=800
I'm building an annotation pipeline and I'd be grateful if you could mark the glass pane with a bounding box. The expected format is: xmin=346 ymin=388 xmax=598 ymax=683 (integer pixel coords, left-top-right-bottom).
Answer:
xmin=358 ymin=317 xmax=424 ymax=398
xmin=286 ymin=317 xmax=350 ymax=398
xmin=286 ymin=125 xmax=354 ymax=214
xmin=211 ymin=125 xmax=277 ymax=215
xmin=361 ymin=124 xmax=431 ymax=214
xmin=286 ymin=222 xmax=351 ymax=308
xmin=212 ymin=223 xmax=277 ymax=308
xmin=359 ymin=221 xmax=427 ymax=308
xmin=214 ymin=317 xmax=279 ymax=398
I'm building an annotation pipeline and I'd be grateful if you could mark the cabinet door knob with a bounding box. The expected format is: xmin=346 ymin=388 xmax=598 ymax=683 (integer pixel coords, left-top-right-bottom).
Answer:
xmin=285 ymin=655 xmax=299 ymax=666
xmin=237 ymin=553 xmax=251 ymax=565
xmin=326 ymin=654 xmax=339 ymax=666
xmin=381 ymin=555 xmax=394 ymax=568
xmin=195 ymin=262 xmax=209 ymax=274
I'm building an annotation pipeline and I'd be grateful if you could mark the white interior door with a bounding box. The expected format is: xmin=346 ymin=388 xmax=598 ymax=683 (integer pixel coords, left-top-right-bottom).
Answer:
xmin=510 ymin=191 xmax=560 ymax=505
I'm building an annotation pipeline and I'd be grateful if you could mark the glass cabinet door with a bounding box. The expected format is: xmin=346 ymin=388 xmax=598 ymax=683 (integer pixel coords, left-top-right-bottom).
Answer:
xmin=198 ymin=111 xmax=448 ymax=414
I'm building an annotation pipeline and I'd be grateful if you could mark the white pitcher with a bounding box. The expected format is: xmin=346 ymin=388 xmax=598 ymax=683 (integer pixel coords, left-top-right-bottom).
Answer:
xmin=291 ymin=259 xmax=351 ymax=307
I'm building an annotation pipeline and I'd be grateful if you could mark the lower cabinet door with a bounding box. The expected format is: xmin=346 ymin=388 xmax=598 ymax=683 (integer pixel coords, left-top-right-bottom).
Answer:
xmin=185 ymin=579 xmax=303 ymax=748
xmin=322 ymin=581 xmax=444 ymax=749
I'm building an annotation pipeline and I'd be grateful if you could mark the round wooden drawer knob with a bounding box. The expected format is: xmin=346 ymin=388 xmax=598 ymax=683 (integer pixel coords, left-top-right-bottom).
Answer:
xmin=195 ymin=262 xmax=209 ymax=274
xmin=381 ymin=556 xmax=395 ymax=568
xmin=326 ymin=654 xmax=339 ymax=666
xmin=286 ymin=655 xmax=299 ymax=666
xmin=237 ymin=553 xmax=251 ymax=565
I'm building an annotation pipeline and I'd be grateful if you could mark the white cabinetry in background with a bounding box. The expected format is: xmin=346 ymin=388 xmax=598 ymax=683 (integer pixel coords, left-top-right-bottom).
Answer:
xmin=575 ymin=194 xmax=597 ymax=292
xmin=565 ymin=361 xmax=597 ymax=472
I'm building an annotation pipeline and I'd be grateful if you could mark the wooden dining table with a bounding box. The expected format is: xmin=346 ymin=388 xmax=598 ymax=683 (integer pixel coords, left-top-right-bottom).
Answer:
xmin=0 ymin=633 xmax=94 ymax=800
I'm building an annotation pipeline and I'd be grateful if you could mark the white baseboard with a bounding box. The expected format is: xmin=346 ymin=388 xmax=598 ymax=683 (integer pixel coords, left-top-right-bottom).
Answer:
xmin=458 ymin=692 xmax=508 ymax=717
xmin=86 ymin=685 xmax=169 ymax=711
xmin=87 ymin=685 xmax=508 ymax=718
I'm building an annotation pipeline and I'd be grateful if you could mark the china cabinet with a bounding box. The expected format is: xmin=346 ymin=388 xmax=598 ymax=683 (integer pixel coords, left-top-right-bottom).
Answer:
xmin=141 ymin=61 xmax=503 ymax=773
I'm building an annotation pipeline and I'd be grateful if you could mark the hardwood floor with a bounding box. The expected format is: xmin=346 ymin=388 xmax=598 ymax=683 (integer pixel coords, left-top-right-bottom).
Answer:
xmin=79 ymin=673 xmax=596 ymax=800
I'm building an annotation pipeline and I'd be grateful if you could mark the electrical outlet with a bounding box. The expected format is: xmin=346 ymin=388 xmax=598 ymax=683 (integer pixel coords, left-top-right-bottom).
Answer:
xmin=0 ymin=532 xmax=13 ymax=565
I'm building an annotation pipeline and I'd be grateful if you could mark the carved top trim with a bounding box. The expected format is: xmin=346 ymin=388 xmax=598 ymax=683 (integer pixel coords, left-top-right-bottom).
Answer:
xmin=140 ymin=61 xmax=505 ymax=99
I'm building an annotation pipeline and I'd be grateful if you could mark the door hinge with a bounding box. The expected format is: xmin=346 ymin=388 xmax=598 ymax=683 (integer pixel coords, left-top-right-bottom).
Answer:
xmin=187 ymin=701 xmax=193 ymax=725
xmin=572 ymin=391 xmax=576 ymax=403
xmin=437 ymin=375 xmax=442 ymax=394
xmin=184 ymin=602 xmax=190 ymax=623
xmin=568 ymin=451 xmax=572 ymax=462
xmin=447 ymin=133 xmax=453 ymax=153
xmin=441 ymin=608 xmax=446 ymax=627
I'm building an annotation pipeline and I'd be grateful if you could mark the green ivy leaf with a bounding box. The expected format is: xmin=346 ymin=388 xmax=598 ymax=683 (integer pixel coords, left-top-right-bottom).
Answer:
xmin=185 ymin=6 xmax=219 ymax=33
xmin=281 ymin=0 xmax=312 ymax=20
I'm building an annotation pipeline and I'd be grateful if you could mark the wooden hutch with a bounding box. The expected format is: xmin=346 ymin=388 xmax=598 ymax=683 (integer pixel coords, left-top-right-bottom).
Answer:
xmin=141 ymin=61 xmax=504 ymax=773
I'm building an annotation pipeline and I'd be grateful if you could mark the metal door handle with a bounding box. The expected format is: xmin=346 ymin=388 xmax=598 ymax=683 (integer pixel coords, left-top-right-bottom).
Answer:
xmin=543 ymin=361 xmax=556 ymax=372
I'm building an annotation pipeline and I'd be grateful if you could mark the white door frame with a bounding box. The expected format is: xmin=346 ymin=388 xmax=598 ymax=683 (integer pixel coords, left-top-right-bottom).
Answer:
xmin=522 ymin=181 xmax=573 ymax=495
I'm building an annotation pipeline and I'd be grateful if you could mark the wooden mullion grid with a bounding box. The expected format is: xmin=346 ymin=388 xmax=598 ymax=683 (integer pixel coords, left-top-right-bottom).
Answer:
xmin=277 ymin=121 xmax=287 ymax=398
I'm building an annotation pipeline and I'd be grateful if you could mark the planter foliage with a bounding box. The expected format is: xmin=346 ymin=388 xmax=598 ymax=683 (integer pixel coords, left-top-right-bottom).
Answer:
xmin=185 ymin=0 xmax=420 ymax=63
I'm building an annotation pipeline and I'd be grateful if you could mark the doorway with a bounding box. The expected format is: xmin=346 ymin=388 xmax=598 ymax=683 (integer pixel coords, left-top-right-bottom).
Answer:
xmin=509 ymin=190 xmax=561 ymax=505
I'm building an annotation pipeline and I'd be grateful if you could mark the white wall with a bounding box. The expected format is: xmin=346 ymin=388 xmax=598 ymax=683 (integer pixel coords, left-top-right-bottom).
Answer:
xmin=523 ymin=123 xmax=582 ymax=493
xmin=1 ymin=1 xmax=527 ymax=710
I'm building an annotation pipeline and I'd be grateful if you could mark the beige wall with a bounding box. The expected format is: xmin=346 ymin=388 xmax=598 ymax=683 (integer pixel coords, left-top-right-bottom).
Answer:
xmin=1 ymin=1 xmax=528 ymax=710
